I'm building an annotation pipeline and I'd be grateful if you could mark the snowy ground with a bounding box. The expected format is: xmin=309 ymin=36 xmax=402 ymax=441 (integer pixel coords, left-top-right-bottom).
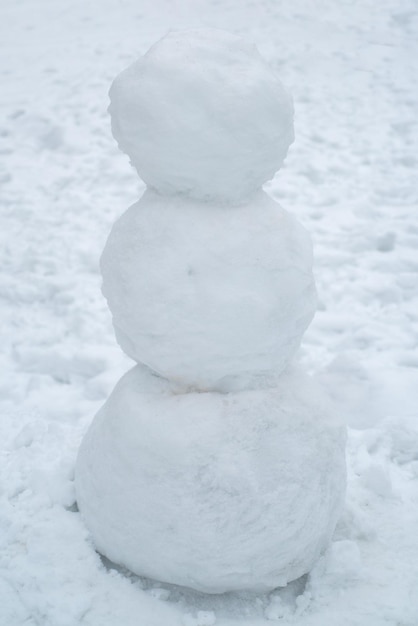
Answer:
xmin=1 ymin=0 xmax=418 ymax=624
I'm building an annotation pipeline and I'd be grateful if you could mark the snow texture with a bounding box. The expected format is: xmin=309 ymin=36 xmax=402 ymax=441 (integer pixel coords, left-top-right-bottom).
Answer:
xmin=1 ymin=0 xmax=418 ymax=624
xmin=76 ymin=364 xmax=346 ymax=593
xmin=109 ymin=29 xmax=294 ymax=203
xmin=101 ymin=189 xmax=316 ymax=391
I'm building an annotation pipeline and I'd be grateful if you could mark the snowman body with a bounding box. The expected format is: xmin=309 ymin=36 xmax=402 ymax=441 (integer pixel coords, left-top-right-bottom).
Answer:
xmin=100 ymin=189 xmax=316 ymax=391
xmin=75 ymin=29 xmax=346 ymax=593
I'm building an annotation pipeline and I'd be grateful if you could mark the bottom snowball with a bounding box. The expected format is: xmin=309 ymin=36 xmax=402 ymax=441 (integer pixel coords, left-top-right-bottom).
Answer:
xmin=75 ymin=365 xmax=346 ymax=593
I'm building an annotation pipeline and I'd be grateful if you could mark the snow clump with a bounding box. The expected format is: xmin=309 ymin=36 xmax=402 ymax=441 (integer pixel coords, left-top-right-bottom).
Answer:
xmin=101 ymin=189 xmax=316 ymax=391
xmin=109 ymin=29 xmax=294 ymax=203
xmin=76 ymin=364 xmax=346 ymax=593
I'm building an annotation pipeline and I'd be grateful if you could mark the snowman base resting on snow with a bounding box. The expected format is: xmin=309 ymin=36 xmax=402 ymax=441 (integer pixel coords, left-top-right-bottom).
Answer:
xmin=75 ymin=28 xmax=346 ymax=594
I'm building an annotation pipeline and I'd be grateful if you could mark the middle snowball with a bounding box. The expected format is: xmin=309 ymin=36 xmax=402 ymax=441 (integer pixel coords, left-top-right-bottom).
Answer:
xmin=101 ymin=190 xmax=317 ymax=391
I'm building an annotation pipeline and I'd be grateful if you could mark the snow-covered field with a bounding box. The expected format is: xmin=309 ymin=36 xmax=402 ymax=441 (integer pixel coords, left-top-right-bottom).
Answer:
xmin=1 ymin=0 xmax=418 ymax=624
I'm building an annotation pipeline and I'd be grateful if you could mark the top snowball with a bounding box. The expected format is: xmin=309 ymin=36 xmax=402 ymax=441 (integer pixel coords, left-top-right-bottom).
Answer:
xmin=109 ymin=29 xmax=294 ymax=202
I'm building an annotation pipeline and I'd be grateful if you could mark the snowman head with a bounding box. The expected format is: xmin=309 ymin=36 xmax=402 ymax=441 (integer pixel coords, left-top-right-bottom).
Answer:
xmin=109 ymin=28 xmax=294 ymax=203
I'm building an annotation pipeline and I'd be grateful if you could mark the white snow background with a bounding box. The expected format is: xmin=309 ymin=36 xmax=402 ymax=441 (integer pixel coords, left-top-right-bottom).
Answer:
xmin=1 ymin=0 xmax=418 ymax=624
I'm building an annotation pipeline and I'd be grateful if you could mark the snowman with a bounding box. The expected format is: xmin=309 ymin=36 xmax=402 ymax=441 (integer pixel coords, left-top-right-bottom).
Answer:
xmin=75 ymin=29 xmax=346 ymax=593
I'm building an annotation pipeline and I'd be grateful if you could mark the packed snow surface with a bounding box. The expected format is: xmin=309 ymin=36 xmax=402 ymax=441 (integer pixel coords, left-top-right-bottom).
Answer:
xmin=1 ymin=0 xmax=418 ymax=624
xmin=76 ymin=364 xmax=346 ymax=593
xmin=109 ymin=29 xmax=294 ymax=202
xmin=101 ymin=189 xmax=316 ymax=391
